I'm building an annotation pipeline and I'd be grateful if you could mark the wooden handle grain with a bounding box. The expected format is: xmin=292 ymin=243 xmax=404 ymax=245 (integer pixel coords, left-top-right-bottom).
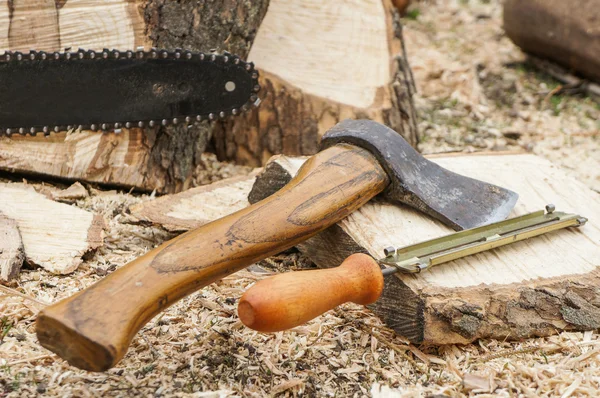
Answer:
xmin=35 ymin=144 xmax=389 ymax=371
xmin=238 ymin=253 xmax=384 ymax=332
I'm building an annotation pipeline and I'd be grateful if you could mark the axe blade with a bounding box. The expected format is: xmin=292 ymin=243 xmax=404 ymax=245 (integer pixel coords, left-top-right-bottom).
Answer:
xmin=320 ymin=120 xmax=519 ymax=230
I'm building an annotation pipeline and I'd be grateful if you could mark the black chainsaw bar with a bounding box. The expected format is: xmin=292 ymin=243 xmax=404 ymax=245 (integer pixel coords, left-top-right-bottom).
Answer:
xmin=0 ymin=48 xmax=260 ymax=136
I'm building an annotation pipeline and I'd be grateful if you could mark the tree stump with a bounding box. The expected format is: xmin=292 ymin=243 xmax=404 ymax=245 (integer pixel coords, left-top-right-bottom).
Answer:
xmin=0 ymin=0 xmax=269 ymax=193
xmin=0 ymin=0 xmax=419 ymax=191
xmin=211 ymin=0 xmax=420 ymax=166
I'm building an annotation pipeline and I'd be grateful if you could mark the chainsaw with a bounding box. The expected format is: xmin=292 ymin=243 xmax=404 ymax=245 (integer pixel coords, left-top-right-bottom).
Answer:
xmin=0 ymin=48 xmax=260 ymax=136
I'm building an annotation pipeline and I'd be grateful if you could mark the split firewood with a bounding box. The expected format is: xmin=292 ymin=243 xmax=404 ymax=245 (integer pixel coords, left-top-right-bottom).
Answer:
xmin=0 ymin=212 xmax=25 ymax=281
xmin=0 ymin=183 xmax=104 ymax=274
xmin=249 ymin=153 xmax=600 ymax=345
xmin=214 ymin=0 xmax=419 ymax=166
xmin=0 ymin=0 xmax=270 ymax=193
xmin=130 ymin=171 xmax=260 ymax=232
xmin=504 ymin=0 xmax=600 ymax=83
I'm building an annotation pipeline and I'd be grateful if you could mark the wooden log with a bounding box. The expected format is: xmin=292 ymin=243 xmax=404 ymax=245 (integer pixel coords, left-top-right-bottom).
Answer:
xmin=213 ymin=0 xmax=419 ymax=166
xmin=0 ymin=0 xmax=270 ymax=193
xmin=127 ymin=152 xmax=600 ymax=344
xmin=504 ymin=0 xmax=600 ymax=82
xmin=249 ymin=153 xmax=600 ymax=345
xmin=0 ymin=183 xmax=104 ymax=274
xmin=0 ymin=213 xmax=25 ymax=281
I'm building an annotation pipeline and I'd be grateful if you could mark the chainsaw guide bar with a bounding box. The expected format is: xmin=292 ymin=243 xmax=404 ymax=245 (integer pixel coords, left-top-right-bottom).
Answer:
xmin=0 ymin=49 xmax=260 ymax=137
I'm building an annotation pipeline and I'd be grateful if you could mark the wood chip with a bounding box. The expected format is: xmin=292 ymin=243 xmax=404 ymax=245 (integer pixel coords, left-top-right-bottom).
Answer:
xmin=463 ymin=372 xmax=494 ymax=392
xmin=0 ymin=212 xmax=24 ymax=281
xmin=50 ymin=182 xmax=88 ymax=203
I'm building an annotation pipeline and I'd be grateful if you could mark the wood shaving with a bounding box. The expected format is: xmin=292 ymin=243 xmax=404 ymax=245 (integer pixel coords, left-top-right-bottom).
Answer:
xmin=1 ymin=0 xmax=599 ymax=396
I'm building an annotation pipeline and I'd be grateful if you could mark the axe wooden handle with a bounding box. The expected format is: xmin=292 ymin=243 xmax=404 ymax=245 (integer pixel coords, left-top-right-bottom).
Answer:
xmin=35 ymin=144 xmax=389 ymax=371
xmin=238 ymin=254 xmax=383 ymax=332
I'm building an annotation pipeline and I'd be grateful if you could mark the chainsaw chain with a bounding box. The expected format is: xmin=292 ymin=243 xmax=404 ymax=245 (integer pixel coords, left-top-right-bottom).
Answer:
xmin=0 ymin=48 xmax=260 ymax=137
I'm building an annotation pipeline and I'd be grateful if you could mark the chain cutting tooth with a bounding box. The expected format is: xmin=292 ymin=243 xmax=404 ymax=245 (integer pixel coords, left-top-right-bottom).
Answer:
xmin=209 ymin=113 xmax=216 ymax=121
xmin=210 ymin=54 xmax=216 ymax=62
xmin=199 ymin=53 xmax=205 ymax=61
xmin=138 ymin=121 xmax=145 ymax=128
xmin=149 ymin=120 xmax=155 ymax=127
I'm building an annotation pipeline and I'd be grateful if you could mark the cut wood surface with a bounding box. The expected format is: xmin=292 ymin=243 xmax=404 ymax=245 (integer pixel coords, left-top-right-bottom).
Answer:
xmin=130 ymin=171 xmax=260 ymax=232
xmin=213 ymin=0 xmax=419 ymax=166
xmin=249 ymin=153 xmax=600 ymax=345
xmin=0 ymin=183 xmax=104 ymax=274
xmin=0 ymin=0 xmax=270 ymax=193
xmin=0 ymin=212 xmax=25 ymax=281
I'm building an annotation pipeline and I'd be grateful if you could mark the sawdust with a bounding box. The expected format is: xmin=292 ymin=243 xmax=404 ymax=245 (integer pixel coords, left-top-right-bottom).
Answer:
xmin=1 ymin=0 xmax=599 ymax=396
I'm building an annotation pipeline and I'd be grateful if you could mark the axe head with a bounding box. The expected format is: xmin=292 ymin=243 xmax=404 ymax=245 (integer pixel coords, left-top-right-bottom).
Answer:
xmin=320 ymin=120 xmax=518 ymax=230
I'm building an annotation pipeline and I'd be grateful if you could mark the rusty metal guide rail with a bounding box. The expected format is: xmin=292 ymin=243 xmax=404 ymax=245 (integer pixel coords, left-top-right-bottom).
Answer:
xmin=379 ymin=204 xmax=588 ymax=275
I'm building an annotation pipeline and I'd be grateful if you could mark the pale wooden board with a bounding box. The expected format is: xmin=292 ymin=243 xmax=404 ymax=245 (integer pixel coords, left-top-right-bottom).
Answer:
xmin=0 ymin=212 xmax=25 ymax=281
xmin=130 ymin=172 xmax=260 ymax=232
xmin=249 ymin=0 xmax=391 ymax=108
xmin=0 ymin=183 xmax=104 ymax=274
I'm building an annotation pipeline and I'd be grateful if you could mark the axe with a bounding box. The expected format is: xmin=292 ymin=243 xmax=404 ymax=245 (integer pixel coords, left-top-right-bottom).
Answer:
xmin=36 ymin=120 xmax=518 ymax=371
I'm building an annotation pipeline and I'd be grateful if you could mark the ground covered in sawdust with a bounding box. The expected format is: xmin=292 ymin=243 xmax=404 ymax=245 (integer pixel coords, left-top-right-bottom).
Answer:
xmin=1 ymin=0 xmax=599 ymax=397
